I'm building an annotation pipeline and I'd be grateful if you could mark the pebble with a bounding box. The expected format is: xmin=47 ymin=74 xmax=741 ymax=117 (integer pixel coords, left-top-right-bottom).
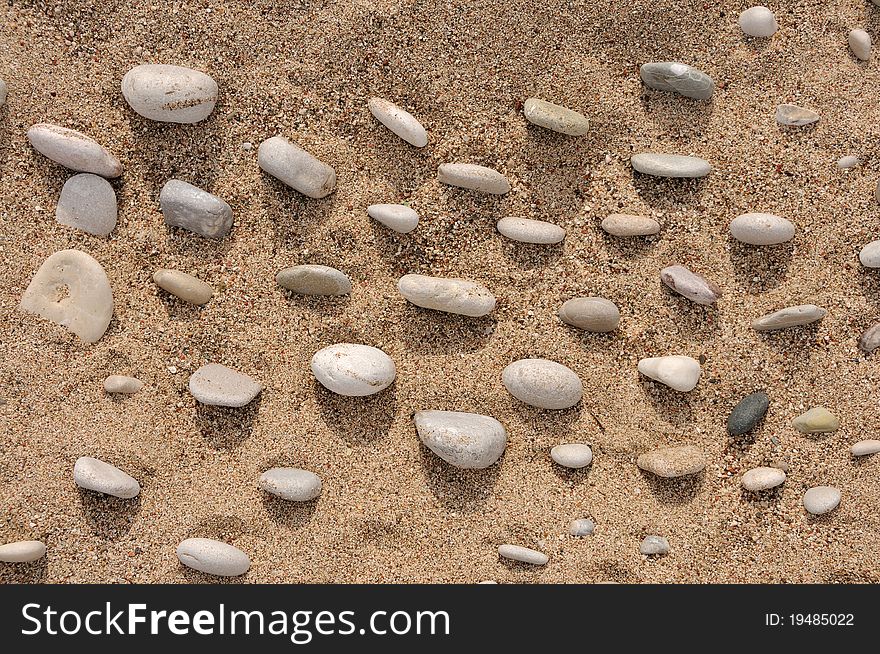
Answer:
xmin=729 ymin=213 xmax=795 ymax=245
xmin=259 ymin=468 xmax=322 ymax=501
xmin=176 ymin=538 xmax=250 ymax=577
xmin=73 ymin=456 xmax=140 ymax=499
xmin=569 ymin=519 xmax=595 ymax=537
xmin=27 ymin=123 xmax=122 ymax=178
xmin=104 ymin=375 xmax=144 ymax=394
xmin=849 ymin=29 xmax=871 ymax=61
xmin=727 ymin=391 xmax=769 ymax=436
xmin=523 ymin=97 xmax=589 ymax=136
xmin=0 ymin=78 xmax=6 ymax=106
xmin=837 ymin=155 xmax=859 ymax=169
xmin=775 ymin=104 xmax=820 ymax=126
xmin=859 ymin=323 xmax=880 ymax=353
xmin=276 ymin=265 xmax=352 ymax=296
xmin=367 ymin=204 xmax=419 ymax=233
xmin=601 ymin=213 xmax=660 ymax=237
xmin=258 ymin=136 xmax=336 ymax=198
xmin=502 ymin=359 xmax=583 ymax=410
xmin=153 ymin=269 xmax=214 ymax=305
xmin=851 ymin=440 xmax=880 ymax=456
xmin=637 ymin=355 xmax=701 ymax=392
xmin=496 ymin=217 xmax=565 ymax=244
xmin=558 ymin=297 xmax=620 ymax=332
xmin=160 ymin=179 xmax=233 ymax=238
xmin=188 ymin=363 xmax=262 ymax=407
xmin=0 ymin=540 xmax=47 ymax=563
xmin=56 ymin=173 xmax=117 ymax=237
xmin=639 ymin=535 xmax=670 ymax=556
xmin=368 ymin=97 xmax=428 ymax=147
xmin=414 ymin=410 xmax=507 ymax=469
xmin=498 ymin=544 xmax=548 ymax=566
xmin=858 ymin=240 xmax=880 ymax=267
xmin=311 ymin=343 xmax=396 ymax=397
xmin=660 ymin=265 xmax=721 ymax=305
xmin=792 ymin=407 xmax=839 ymax=434
xmin=631 ymin=153 xmax=711 ymax=178
xmin=637 ymin=445 xmax=707 ymax=478
xmin=398 ymin=274 xmax=495 ymax=317
xmin=751 ymin=304 xmax=826 ymax=331
xmin=437 ymin=163 xmax=510 ymax=194
xmin=121 ymin=64 xmax=218 ymax=123
xmin=20 ymin=249 xmax=113 ymax=344
xmin=639 ymin=62 xmax=714 ymax=99
xmin=803 ymin=486 xmax=841 ymax=515
xmin=550 ymin=443 xmax=593 ymax=469
xmin=741 ymin=466 xmax=786 ymax=491
xmin=738 ymin=6 xmax=778 ymax=37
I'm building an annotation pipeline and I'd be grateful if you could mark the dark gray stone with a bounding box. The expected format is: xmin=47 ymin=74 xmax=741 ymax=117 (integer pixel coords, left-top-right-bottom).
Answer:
xmin=727 ymin=391 xmax=769 ymax=436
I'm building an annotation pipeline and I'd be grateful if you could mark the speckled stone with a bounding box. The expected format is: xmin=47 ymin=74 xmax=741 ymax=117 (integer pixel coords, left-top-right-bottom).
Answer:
xmin=0 ymin=540 xmax=46 ymax=563
xmin=188 ymin=363 xmax=262 ymax=407
xmin=73 ymin=456 xmax=140 ymax=499
xmin=153 ymin=269 xmax=214 ymax=305
xmin=639 ymin=62 xmax=714 ymax=99
xmin=311 ymin=343 xmax=396 ymax=397
xmin=631 ymin=153 xmax=711 ymax=178
xmin=258 ymin=136 xmax=336 ymax=198
xmin=56 ymin=173 xmax=117 ymax=237
xmin=259 ymin=468 xmax=322 ymax=501
xmin=367 ymin=204 xmax=419 ymax=234
xmin=776 ymin=104 xmax=820 ymax=126
xmin=558 ymin=297 xmax=620 ymax=332
xmin=851 ymin=440 xmax=880 ymax=456
xmin=661 ymin=265 xmax=721 ymax=305
xmin=639 ymin=535 xmax=670 ymax=555
xmin=729 ymin=213 xmax=795 ymax=245
xmin=859 ymin=323 xmax=880 ymax=353
xmin=276 ymin=265 xmax=351 ymax=296
xmin=738 ymin=6 xmax=778 ymax=37
xmin=550 ymin=443 xmax=593 ymax=469
xmin=727 ymin=392 xmax=769 ymax=436
xmin=637 ymin=445 xmax=706 ymax=478
xmin=601 ymin=214 xmax=660 ymax=237
xmin=27 ymin=123 xmax=122 ymax=178
xmin=160 ymin=179 xmax=233 ymax=238
xmin=176 ymin=538 xmax=250 ymax=577
xmin=104 ymin=375 xmax=144 ymax=394
xmin=502 ymin=359 xmax=582 ymax=410
xmin=121 ymin=64 xmax=218 ymax=123
xmin=496 ymin=217 xmax=565 ymax=244
xmin=368 ymin=97 xmax=428 ymax=147
xmin=849 ymin=29 xmax=872 ymax=61
xmin=437 ymin=163 xmax=510 ymax=194
xmin=637 ymin=355 xmax=701 ymax=392
xmin=859 ymin=240 xmax=880 ymax=267
xmin=398 ymin=274 xmax=495 ymax=317
xmin=523 ymin=98 xmax=589 ymax=136
xmin=803 ymin=486 xmax=841 ymax=515
xmin=741 ymin=466 xmax=786 ymax=491
xmin=498 ymin=544 xmax=548 ymax=565
xmin=792 ymin=407 xmax=839 ymax=434
xmin=569 ymin=519 xmax=595 ymax=537
xmin=415 ymin=410 xmax=507 ymax=469
xmin=751 ymin=304 xmax=826 ymax=331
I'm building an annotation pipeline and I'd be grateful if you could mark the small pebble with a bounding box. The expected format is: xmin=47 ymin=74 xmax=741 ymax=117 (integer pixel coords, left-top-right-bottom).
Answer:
xmin=258 ymin=136 xmax=336 ymax=198
xmin=367 ymin=204 xmax=419 ymax=234
xmin=738 ymin=6 xmax=778 ymax=37
xmin=851 ymin=440 xmax=880 ymax=456
xmin=637 ymin=445 xmax=707 ymax=478
xmin=27 ymin=123 xmax=122 ymax=178
xmin=398 ymin=274 xmax=495 ymax=317
xmin=639 ymin=62 xmax=714 ymax=99
xmin=502 ymin=359 xmax=583 ymax=410
xmin=496 ymin=217 xmax=565 ymax=244
xmin=0 ymin=540 xmax=47 ymax=563
xmin=639 ymin=535 xmax=670 ymax=556
xmin=153 ymin=269 xmax=214 ymax=305
xmin=73 ymin=456 xmax=140 ymax=499
xmin=859 ymin=323 xmax=880 ymax=353
xmin=558 ymin=297 xmax=620 ymax=332
xmin=792 ymin=407 xmax=839 ymax=434
xmin=858 ymin=240 xmax=880 ymax=268
xmin=415 ymin=410 xmax=507 ymax=469
xmin=121 ymin=64 xmax=218 ymax=123
xmin=631 ymin=153 xmax=711 ymax=178
xmin=368 ymin=97 xmax=427 ymax=147
xmin=729 ymin=213 xmax=795 ymax=245
xmin=775 ymin=104 xmax=820 ymax=126
xmin=523 ymin=97 xmax=589 ymax=136
xmin=103 ymin=375 xmax=144 ymax=394
xmin=660 ymin=265 xmax=721 ymax=305
xmin=601 ymin=213 xmax=660 ymax=237
xmin=276 ymin=265 xmax=351 ymax=296
xmin=160 ymin=179 xmax=233 ymax=239
xmin=751 ymin=304 xmax=826 ymax=331
xmin=498 ymin=544 xmax=548 ymax=566
xmin=259 ymin=468 xmax=322 ymax=501
xmin=637 ymin=355 xmax=701 ymax=391
xmin=803 ymin=486 xmax=841 ymax=515
xmin=437 ymin=163 xmax=510 ymax=194
xmin=550 ymin=443 xmax=593 ymax=469
xmin=727 ymin=391 xmax=769 ymax=436
xmin=176 ymin=538 xmax=250 ymax=577
xmin=0 ymin=78 xmax=6 ymax=106
xmin=56 ymin=173 xmax=117 ymax=237
xmin=849 ymin=29 xmax=871 ymax=61
xmin=188 ymin=363 xmax=262 ymax=407
xmin=311 ymin=343 xmax=396 ymax=397
xmin=837 ymin=155 xmax=859 ymax=169
xmin=741 ymin=466 xmax=786 ymax=491
xmin=569 ymin=519 xmax=595 ymax=537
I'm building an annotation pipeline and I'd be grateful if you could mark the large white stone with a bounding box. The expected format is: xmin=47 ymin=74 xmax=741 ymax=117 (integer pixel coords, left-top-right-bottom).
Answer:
xmin=27 ymin=124 xmax=122 ymax=178
xmin=73 ymin=456 xmax=140 ymax=499
xmin=311 ymin=343 xmax=396 ymax=397
xmin=0 ymin=540 xmax=46 ymax=563
xmin=398 ymin=274 xmax=495 ymax=317
xmin=637 ymin=355 xmax=700 ymax=391
xmin=414 ymin=410 xmax=507 ymax=469
xmin=730 ymin=213 xmax=795 ymax=245
xmin=56 ymin=173 xmax=117 ymax=237
xmin=502 ymin=359 xmax=582 ymax=409
xmin=176 ymin=538 xmax=250 ymax=577
xmin=639 ymin=62 xmax=714 ymax=99
xmin=738 ymin=7 xmax=778 ymax=37
xmin=258 ymin=136 xmax=336 ymax=198
xmin=121 ymin=64 xmax=218 ymax=123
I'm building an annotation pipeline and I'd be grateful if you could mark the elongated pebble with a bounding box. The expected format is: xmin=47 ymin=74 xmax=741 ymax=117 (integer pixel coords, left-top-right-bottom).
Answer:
xmin=498 ymin=544 xmax=548 ymax=566
xmin=0 ymin=78 xmax=6 ymax=106
xmin=121 ymin=64 xmax=218 ymax=123
xmin=259 ymin=468 xmax=322 ymax=501
xmin=437 ymin=163 xmax=510 ymax=194
xmin=803 ymin=486 xmax=840 ymax=515
xmin=104 ymin=375 xmax=144 ymax=394
xmin=569 ymin=519 xmax=594 ymax=536
xmin=639 ymin=62 xmax=714 ymax=100
xmin=367 ymin=204 xmax=419 ymax=234
xmin=27 ymin=124 xmax=122 ymax=178
xmin=73 ymin=456 xmax=140 ymax=499
xmin=153 ymin=269 xmax=214 ymax=305
xmin=752 ymin=304 xmax=826 ymax=331
xmin=502 ymin=359 xmax=582 ymax=410
xmin=398 ymin=274 xmax=495 ymax=317
xmin=792 ymin=407 xmax=839 ymax=434
xmin=859 ymin=240 xmax=880 ymax=267
xmin=637 ymin=445 xmax=706 ymax=478
xmin=739 ymin=6 xmax=778 ymax=37
xmin=859 ymin=323 xmax=880 ymax=353
xmin=851 ymin=440 xmax=880 ymax=456
xmin=276 ymin=265 xmax=351 ymax=296
xmin=0 ymin=540 xmax=46 ymax=563
xmin=601 ymin=214 xmax=660 ymax=237
xmin=368 ymin=97 xmax=427 ymax=148
xmin=415 ymin=410 xmax=507 ymax=469
xmin=729 ymin=213 xmax=795 ymax=245
xmin=631 ymin=153 xmax=711 ymax=178
xmin=56 ymin=173 xmax=117 ymax=237
xmin=258 ymin=136 xmax=336 ymax=198
xmin=311 ymin=343 xmax=396 ymax=397
xmin=640 ymin=535 xmax=669 ymax=555
xmin=838 ymin=155 xmax=859 ymax=169
xmin=558 ymin=297 xmax=620 ymax=332
xmin=727 ymin=392 xmax=769 ymax=436
xmin=496 ymin=217 xmax=565 ymax=244
xmin=660 ymin=265 xmax=721 ymax=305
xmin=188 ymin=363 xmax=262 ymax=407
xmin=849 ymin=29 xmax=871 ymax=61
xmin=160 ymin=179 xmax=233 ymax=238
xmin=776 ymin=104 xmax=820 ymax=126
xmin=637 ymin=355 xmax=700 ymax=392
xmin=176 ymin=538 xmax=250 ymax=577
xmin=550 ymin=443 xmax=593 ymax=469
xmin=523 ymin=98 xmax=589 ymax=136
xmin=742 ymin=466 xmax=786 ymax=491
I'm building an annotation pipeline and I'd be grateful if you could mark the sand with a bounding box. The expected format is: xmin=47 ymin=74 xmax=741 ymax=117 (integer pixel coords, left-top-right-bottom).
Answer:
xmin=1 ymin=1 xmax=880 ymax=584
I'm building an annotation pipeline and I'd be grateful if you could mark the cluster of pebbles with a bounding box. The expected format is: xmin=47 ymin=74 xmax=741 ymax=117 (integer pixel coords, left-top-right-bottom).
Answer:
xmin=3 ymin=18 xmax=880 ymax=578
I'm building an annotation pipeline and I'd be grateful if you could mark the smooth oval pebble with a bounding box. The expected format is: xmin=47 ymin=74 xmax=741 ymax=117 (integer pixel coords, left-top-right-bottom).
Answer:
xmin=258 ymin=136 xmax=336 ymax=199
xmin=502 ymin=359 xmax=582 ymax=410
xmin=851 ymin=440 xmax=880 ymax=456
xmin=637 ymin=445 xmax=707 ymax=478
xmin=523 ymin=98 xmax=589 ymax=136
xmin=803 ymin=486 xmax=841 ymax=515
xmin=498 ymin=544 xmax=548 ymax=566
xmin=776 ymin=104 xmax=820 ymax=126
xmin=56 ymin=173 xmax=117 ymax=237
xmin=496 ymin=217 xmax=565 ymax=244
xmin=640 ymin=535 xmax=670 ymax=555
xmin=188 ymin=363 xmax=262 ymax=407
xmin=569 ymin=519 xmax=595 ymax=537
xmin=259 ymin=468 xmax=322 ymax=501
xmin=0 ymin=78 xmax=6 ymax=106
xmin=859 ymin=240 xmax=880 ymax=267
xmin=558 ymin=297 xmax=620 ymax=332
xmin=276 ymin=265 xmax=351 ymax=296
xmin=73 ymin=456 xmax=140 ymax=499
xmin=104 ymin=375 xmax=144 ymax=394
xmin=27 ymin=124 xmax=122 ymax=178
xmin=637 ymin=355 xmax=701 ymax=392
xmin=367 ymin=204 xmax=419 ymax=234
xmin=742 ymin=466 xmax=786 ymax=491
xmin=398 ymin=274 xmax=495 ymax=317
xmin=727 ymin=391 xmax=769 ymax=436
xmin=730 ymin=213 xmax=795 ymax=245
xmin=639 ymin=62 xmax=714 ymax=100
xmin=859 ymin=323 xmax=880 ymax=353
xmin=437 ymin=163 xmax=510 ymax=194
xmin=739 ymin=6 xmax=778 ymax=37
xmin=751 ymin=304 xmax=826 ymax=331
xmin=368 ymin=97 xmax=427 ymax=148
xmin=153 ymin=269 xmax=214 ymax=305
xmin=550 ymin=443 xmax=593 ymax=469
xmin=601 ymin=213 xmax=660 ymax=237
xmin=631 ymin=153 xmax=711 ymax=178
xmin=121 ymin=64 xmax=218 ymax=123
xmin=792 ymin=407 xmax=839 ymax=434
xmin=176 ymin=538 xmax=250 ymax=577
xmin=849 ymin=29 xmax=871 ymax=61
xmin=20 ymin=249 xmax=113 ymax=344
xmin=414 ymin=410 xmax=507 ymax=469
xmin=0 ymin=540 xmax=47 ymax=563
xmin=660 ymin=265 xmax=721 ymax=305
xmin=837 ymin=155 xmax=859 ymax=169
xmin=311 ymin=343 xmax=396 ymax=397
xmin=160 ymin=179 xmax=232 ymax=238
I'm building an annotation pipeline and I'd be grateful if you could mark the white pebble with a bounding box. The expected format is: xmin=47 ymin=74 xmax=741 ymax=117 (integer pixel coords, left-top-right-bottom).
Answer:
xmin=437 ymin=163 xmax=510 ymax=194
xmin=837 ymin=155 xmax=859 ymax=169
xmin=258 ymin=136 xmax=336 ymax=199
xmin=738 ymin=7 xmax=778 ymax=38
xmin=502 ymin=359 xmax=582 ymax=410
xmin=160 ymin=180 xmax=233 ymax=239
xmin=188 ymin=363 xmax=262 ymax=407
xmin=73 ymin=456 xmax=140 ymax=499
xmin=776 ymin=104 xmax=820 ymax=126
xmin=121 ymin=64 xmax=218 ymax=123
xmin=729 ymin=213 xmax=795 ymax=245
xmin=259 ymin=468 xmax=322 ymax=501
xmin=637 ymin=355 xmax=701 ymax=392
xmin=367 ymin=204 xmax=419 ymax=233
xmin=859 ymin=240 xmax=880 ymax=268
xmin=398 ymin=274 xmax=495 ymax=317
xmin=741 ymin=466 xmax=786 ymax=491
xmin=56 ymin=173 xmax=117 ymax=237
xmin=176 ymin=538 xmax=250 ymax=577
xmin=415 ymin=410 xmax=507 ymax=469
xmin=496 ymin=217 xmax=565 ymax=244
xmin=550 ymin=443 xmax=593 ymax=469
xmin=104 ymin=375 xmax=144 ymax=394
xmin=523 ymin=98 xmax=589 ymax=136
xmin=498 ymin=544 xmax=548 ymax=565
xmin=27 ymin=123 xmax=122 ymax=178
xmin=368 ymin=97 xmax=427 ymax=147
xmin=849 ymin=29 xmax=872 ymax=61
xmin=851 ymin=440 xmax=880 ymax=456
xmin=311 ymin=343 xmax=396 ymax=397
xmin=569 ymin=519 xmax=595 ymax=537
xmin=803 ymin=486 xmax=841 ymax=515
xmin=640 ymin=535 xmax=669 ymax=555
xmin=0 ymin=540 xmax=46 ymax=563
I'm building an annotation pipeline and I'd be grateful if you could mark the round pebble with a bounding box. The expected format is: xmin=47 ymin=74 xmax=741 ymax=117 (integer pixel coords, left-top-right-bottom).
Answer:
xmin=851 ymin=440 xmax=880 ymax=456
xmin=153 ymin=269 xmax=214 ymax=305
xmin=276 ymin=265 xmax=351 ymax=296
xmin=523 ymin=97 xmax=589 ymax=136
xmin=859 ymin=240 xmax=880 ymax=268
xmin=639 ymin=535 xmax=670 ymax=555
xmin=601 ymin=213 xmax=660 ymax=237
xmin=414 ymin=410 xmax=507 ymax=469
xmin=569 ymin=519 xmax=595 ymax=537
xmin=729 ymin=213 xmax=795 ymax=245
xmin=639 ymin=62 xmax=714 ymax=99
xmin=637 ymin=355 xmax=701 ymax=392
xmin=188 ymin=363 xmax=262 ymax=407
xmin=56 ymin=173 xmax=117 ymax=237
xmin=0 ymin=540 xmax=47 ymax=563
xmin=73 ymin=456 xmax=141 ymax=499
xmin=160 ymin=180 xmax=233 ymax=239
xmin=727 ymin=391 xmax=769 ymax=436
xmin=741 ymin=466 xmax=786 ymax=491
xmin=398 ymin=274 xmax=495 ymax=317
xmin=637 ymin=445 xmax=707 ymax=478
xmin=738 ymin=7 xmax=778 ymax=37
xmin=367 ymin=204 xmax=419 ymax=234
xmin=776 ymin=104 xmax=820 ymax=126
xmin=437 ymin=163 xmax=510 ymax=194
xmin=502 ymin=358 xmax=583 ymax=410
xmin=660 ymin=265 xmax=721 ymax=305
xmin=631 ymin=153 xmax=711 ymax=178
xmin=859 ymin=323 xmax=880 ymax=353
xmin=121 ymin=64 xmax=218 ymax=123
xmin=550 ymin=443 xmax=593 ymax=469
xmin=258 ymin=136 xmax=336 ymax=199
xmin=311 ymin=343 xmax=396 ymax=397
xmin=803 ymin=486 xmax=841 ymax=515
xmin=104 ymin=375 xmax=144 ymax=394
xmin=368 ymin=97 xmax=427 ymax=147
xmin=496 ymin=217 xmax=565 ymax=244
xmin=27 ymin=123 xmax=122 ymax=178
xmin=176 ymin=538 xmax=250 ymax=577
xmin=751 ymin=304 xmax=826 ymax=331
xmin=558 ymin=297 xmax=620 ymax=332
xmin=849 ymin=29 xmax=871 ymax=61
xmin=498 ymin=544 xmax=548 ymax=566
xmin=259 ymin=468 xmax=322 ymax=501
xmin=792 ymin=407 xmax=839 ymax=434
xmin=838 ymin=155 xmax=860 ymax=169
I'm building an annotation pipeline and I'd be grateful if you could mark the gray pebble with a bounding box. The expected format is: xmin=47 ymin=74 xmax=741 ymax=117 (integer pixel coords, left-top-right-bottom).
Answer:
xmin=496 ymin=217 xmax=565 ymax=244
xmin=837 ymin=155 xmax=860 ymax=169
xmin=775 ymin=104 xmax=820 ymax=126
xmin=153 ymin=269 xmax=214 ymax=305
xmin=751 ymin=304 xmax=826 ymax=331
xmin=550 ymin=443 xmax=593 ymax=469
xmin=637 ymin=445 xmax=706 ymax=478
xmin=502 ymin=358 xmax=582 ymax=410
xmin=0 ymin=78 xmax=6 ymax=106
xmin=639 ymin=535 xmax=670 ymax=555
xmin=859 ymin=240 xmax=880 ymax=268
xmin=437 ymin=163 xmax=510 ymax=194
xmin=104 ymin=375 xmax=144 ymax=394
xmin=0 ymin=540 xmax=46 ymax=563
xmin=258 ymin=136 xmax=336 ymax=199
xmin=121 ymin=64 xmax=218 ymax=123
xmin=276 ymin=265 xmax=351 ymax=296
xmin=729 ymin=213 xmax=795 ymax=245
xmin=803 ymin=486 xmax=841 ymax=515
xmin=160 ymin=179 xmax=233 ymax=238
xmin=368 ymin=97 xmax=427 ymax=147
xmin=558 ymin=297 xmax=620 ymax=332
xmin=860 ymin=323 xmax=880 ymax=353
xmin=415 ymin=410 xmax=507 ymax=469
xmin=56 ymin=173 xmax=117 ymax=237
xmin=523 ymin=98 xmax=589 ymax=136
xmin=660 ymin=265 xmax=721 ymax=305
xmin=741 ymin=466 xmax=786 ymax=491
xmin=631 ymin=153 xmax=711 ymax=178
xmin=73 ymin=456 xmax=140 ymax=499
xmin=498 ymin=544 xmax=548 ymax=566
xmin=311 ymin=343 xmax=396 ymax=397
xmin=601 ymin=213 xmax=660 ymax=237
xmin=188 ymin=363 xmax=262 ymax=407
xmin=259 ymin=468 xmax=322 ymax=501
xmin=176 ymin=538 xmax=250 ymax=577
xmin=727 ymin=391 xmax=769 ymax=436
xmin=569 ymin=518 xmax=595 ymax=537
xmin=27 ymin=123 xmax=122 ymax=178
xmin=849 ymin=29 xmax=871 ymax=61
xmin=367 ymin=204 xmax=419 ymax=234
xmin=851 ymin=440 xmax=880 ymax=456
xmin=639 ymin=62 xmax=714 ymax=100
xmin=398 ymin=274 xmax=495 ymax=317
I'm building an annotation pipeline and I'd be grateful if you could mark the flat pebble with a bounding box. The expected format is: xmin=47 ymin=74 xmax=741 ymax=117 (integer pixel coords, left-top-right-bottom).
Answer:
xmin=849 ymin=29 xmax=871 ymax=61
xmin=104 ymin=375 xmax=144 ymax=394
xmin=498 ymin=544 xmax=548 ymax=566
xmin=727 ymin=391 xmax=769 ymax=436
xmin=859 ymin=240 xmax=880 ymax=267
xmin=741 ymin=466 xmax=786 ymax=491
xmin=851 ymin=440 xmax=880 ymax=456
xmin=496 ymin=217 xmax=565 ymax=244
xmin=56 ymin=173 xmax=117 ymax=237
xmin=276 ymin=265 xmax=351 ymax=296
xmin=188 ymin=363 xmax=262 ymax=407
xmin=368 ymin=97 xmax=427 ymax=147
xmin=73 ymin=456 xmax=140 ymax=499
xmin=437 ymin=163 xmax=510 ymax=194
xmin=751 ymin=304 xmax=826 ymax=331
xmin=398 ymin=274 xmax=495 ymax=317
xmin=311 ymin=343 xmax=396 ymax=397
xmin=803 ymin=486 xmax=841 ymax=515
xmin=776 ymin=104 xmax=820 ymax=126
xmin=640 ymin=535 xmax=670 ymax=556
xmin=637 ymin=355 xmax=701 ymax=392
xmin=637 ymin=445 xmax=707 ymax=478
xmin=367 ymin=204 xmax=419 ymax=234
xmin=153 ymin=269 xmax=214 ymax=305
xmin=558 ymin=297 xmax=620 ymax=332
xmin=258 ymin=136 xmax=336 ymax=198
xmin=729 ymin=213 xmax=795 ymax=245
xmin=838 ymin=155 xmax=860 ymax=170
xmin=569 ymin=519 xmax=595 ymax=537
xmin=631 ymin=153 xmax=711 ymax=178
xmin=121 ymin=64 xmax=218 ymax=123
xmin=601 ymin=213 xmax=660 ymax=237
xmin=550 ymin=443 xmax=593 ymax=469
xmin=27 ymin=123 xmax=122 ymax=178
xmin=176 ymin=538 xmax=250 ymax=577
xmin=792 ymin=407 xmax=839 ymax=434
xmin=660 ymin=265 xmax=721 ymax=305
xmin=414 ymin=410 xmax=507 ymax=469
xmin=860 ymin=323 xmax=880 ymax=353
xmin=160 ymin=179 xmax=232 ymax=238
xmin=639 ymin=62 xmax=714 ymax=99
xmin=0 ymin=540 xmax=46 ymax=563
xmin=739 ymin=6 xmax=778 ymax=37
xmin=523 ymin=97 xmax=589 ymax=136
xmin=20 ymin=249 xmax=113 ymax=344
xmin=259 ymin=468 xmax=322 ymax=501
xmin=502 ymin=359 xmax=582 ymax=410
xmin=0 ymin=78 xmax=6 ymax=106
